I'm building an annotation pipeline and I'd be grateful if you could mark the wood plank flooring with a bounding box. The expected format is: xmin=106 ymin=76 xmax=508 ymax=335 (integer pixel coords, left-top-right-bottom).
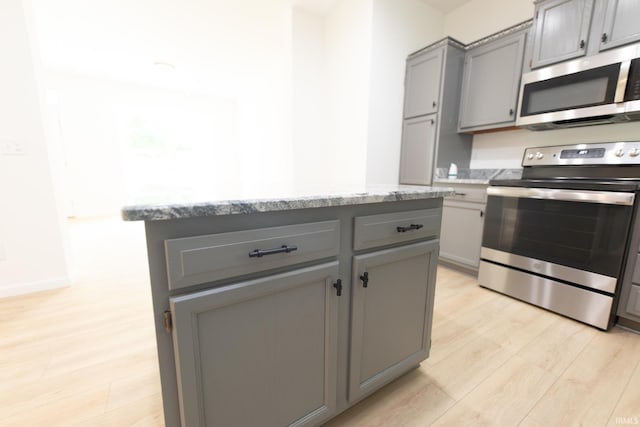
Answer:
xmin=1 ymin=217 xmax=639 ymax=426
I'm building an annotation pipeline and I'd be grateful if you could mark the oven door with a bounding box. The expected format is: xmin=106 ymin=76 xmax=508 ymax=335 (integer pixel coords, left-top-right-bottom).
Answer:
xmin=481 ymin=186 xmax=635 ymax=294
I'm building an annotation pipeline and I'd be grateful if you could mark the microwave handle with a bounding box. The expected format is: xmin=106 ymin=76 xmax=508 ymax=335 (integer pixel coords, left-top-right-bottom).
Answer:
xmin=615 ymin=60 xmax=632 ymax=103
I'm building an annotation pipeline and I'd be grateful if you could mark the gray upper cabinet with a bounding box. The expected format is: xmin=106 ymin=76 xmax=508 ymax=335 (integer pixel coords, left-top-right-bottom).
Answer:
xmin=403 ymin=48 xmax=443 ymax=118
xmin=399 ymin=114 xmax=437 ymax=185
xmin=458 ymin=29 xmax=527 ymax=132
xmin=400 ymin=39 xmax=472 ymax=184
xmin=530 ymin=0 xmax=594 ymax=68
xmin=348 ymin=241 xmax=438 ymax=402
xmin=599 ymin=0 xmax=640 ymax=51
xmin=169 ymin=262 xmax=339 ymax=427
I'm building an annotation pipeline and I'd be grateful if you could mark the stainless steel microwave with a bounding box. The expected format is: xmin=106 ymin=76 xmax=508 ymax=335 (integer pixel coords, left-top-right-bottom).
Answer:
xmin=516 ymin=43 xmax=640 ymax=130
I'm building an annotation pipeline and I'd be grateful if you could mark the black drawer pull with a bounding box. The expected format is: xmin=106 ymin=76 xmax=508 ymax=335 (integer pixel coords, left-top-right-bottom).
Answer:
xmin=249 ymin=245 xmax=298 ymax=258
xmin=454 ymin=192 xmax=467 ymax=196
xmin=333 ymin=279 xmax=343 ymax=296
xmin=396 ymin=224 xmax=424 ymax=233
xmin=360 ymin=272 xmax=369 ymax=288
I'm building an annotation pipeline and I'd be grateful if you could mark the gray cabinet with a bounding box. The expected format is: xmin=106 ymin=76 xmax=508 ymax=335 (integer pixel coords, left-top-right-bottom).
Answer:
xmin=599 ymin=0 xmax=640 ymax=51
xmin=399 ymin=38 xmax=472 ymax=185
xmin=439 ymin=184 xmax=487 ymax=274
xmin=530 ymin=0 xmax=594 ymax=68
xmin=403 ymin=49 xmax=443 ymax=118
xmin=170 ymin=262 xmax=340 ymax=427
xmin=458 ymin=28 xmax=528 ymax=132
xmin=348 ymin=240 xmax=438 ymax=401
xmin=399 ymin=115 xmax=437 ymax=185
xmin=141 ymin=198 xmax=445 ymax=426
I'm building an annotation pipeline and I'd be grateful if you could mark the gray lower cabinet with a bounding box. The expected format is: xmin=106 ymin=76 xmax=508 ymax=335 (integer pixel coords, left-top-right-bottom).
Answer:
xmin=169 ymin=262 xmax=339 ymax=427
xmin=530 ymin=0 xmax=593 ymax=68
xmin=348 ymin=240 xmax=438 ymax=401
xmin=599 ymin=0 xmax=640 ymax=51
xmin=439 ymin=185 xmax=487 ymax=274
xmin=399 ymin=115 xmax=437 ymax=185
xmin=458 ymin=27 xmax=528 ymax=132
xmin=142 ymin=198 xmax=444 ymax=426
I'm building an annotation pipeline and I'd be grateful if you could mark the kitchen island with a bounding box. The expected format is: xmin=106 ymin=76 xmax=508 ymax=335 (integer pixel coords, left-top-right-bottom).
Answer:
xmin=122 ymin=184 xmax=453 ymax=427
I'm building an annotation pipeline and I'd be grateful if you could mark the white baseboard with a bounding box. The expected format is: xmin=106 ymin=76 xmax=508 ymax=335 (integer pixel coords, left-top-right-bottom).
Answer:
xmin=0 ymin=277 xmax=70 ymax=298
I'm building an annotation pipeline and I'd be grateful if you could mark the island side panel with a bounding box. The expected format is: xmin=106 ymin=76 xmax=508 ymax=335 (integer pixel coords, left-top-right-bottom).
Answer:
xmin=143 ymin=197 xmax=443 ymax=426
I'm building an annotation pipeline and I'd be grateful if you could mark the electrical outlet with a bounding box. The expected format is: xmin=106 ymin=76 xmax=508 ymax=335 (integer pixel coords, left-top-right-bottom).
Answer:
xmin=0 ymin=139 xmax=27 ymax=155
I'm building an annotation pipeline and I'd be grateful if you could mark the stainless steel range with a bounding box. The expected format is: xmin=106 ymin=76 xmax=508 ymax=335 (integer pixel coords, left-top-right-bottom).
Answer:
xmin=478 ymin=141 xmax=640 ymax=330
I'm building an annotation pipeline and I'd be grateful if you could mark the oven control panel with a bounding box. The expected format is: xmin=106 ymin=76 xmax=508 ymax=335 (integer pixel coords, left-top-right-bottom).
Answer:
xmin=522 ymin=142 xmax=640 ymax=166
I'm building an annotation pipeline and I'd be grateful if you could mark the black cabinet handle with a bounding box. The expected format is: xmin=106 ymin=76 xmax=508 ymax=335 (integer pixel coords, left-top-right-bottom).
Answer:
xmin=397 ymin=224 xmax=424 ymax=233
xmin=480 ymin=210 xmax=484 ymax=218
xmin=360 ymin=272 xmax=369 ymax=288
xmin=454 ymin=192 xmax=467 ymax=196
xmin=509 ymin=108 xmax=514 ymax=116
xmin=432 ymin=101 xmax=437 ymax=108
xmin=249 ymin=245 xmax=298 ymax=258
xmin=333 ymin=279 xmax=343 ymax=296
xmin=602 ymin=33 xmax=608 ymax=43
xmin=579 ymin=39 xmax=585 ymax=49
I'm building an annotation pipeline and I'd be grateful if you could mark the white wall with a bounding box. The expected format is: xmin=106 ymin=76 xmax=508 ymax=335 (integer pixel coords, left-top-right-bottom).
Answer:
xmin=32 ymin=0 xmax=295 ymax=215
xmin=366 ymin=0 xmax=444 ymax=185
xmin=291 ymin=8 xmax=330 ymax=192
xmin=0 ymin=0 xmax=69 ymax=296
xmin=324 ymin=0 xmax=374 ymax=189
xmin=443 ymin=0 xmax=533 ymax=44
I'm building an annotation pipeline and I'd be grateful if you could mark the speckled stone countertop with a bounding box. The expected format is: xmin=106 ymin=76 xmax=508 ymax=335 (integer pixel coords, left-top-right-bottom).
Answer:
xmin=121 ymin=184 xmax=455 ymax=221
xmin=433 ymin=168 xmax=522 ymax=185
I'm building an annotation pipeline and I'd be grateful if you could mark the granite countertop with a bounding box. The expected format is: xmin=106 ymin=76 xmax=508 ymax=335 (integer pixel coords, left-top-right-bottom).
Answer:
xmin=433 ymin=168 xmax=522 ymax=185
xmin=121 ymin=184 xmax=455 ymax=221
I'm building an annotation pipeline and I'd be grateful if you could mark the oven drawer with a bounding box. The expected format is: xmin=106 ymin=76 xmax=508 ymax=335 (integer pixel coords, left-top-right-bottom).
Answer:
xmin=353 ymin=209 xmax=441 ymax=250
xmin=165 ymin=220 xmax=340 ymax=290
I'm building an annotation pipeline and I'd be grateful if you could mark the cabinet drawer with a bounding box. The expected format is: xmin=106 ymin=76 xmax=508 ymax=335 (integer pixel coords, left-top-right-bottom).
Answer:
xmin=353 ymin=209 xmax=441 ymax=251
xmin=626 ymin=284 xmax=640 ymax=317
xmin=444 ymin=186 xmax=487 ymax=203
xmin=165 ymin=220 xmax=340 ymax=290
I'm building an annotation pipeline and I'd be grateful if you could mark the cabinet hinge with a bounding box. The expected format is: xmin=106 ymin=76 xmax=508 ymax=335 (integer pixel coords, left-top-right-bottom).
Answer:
xmin=163 ymin=310 xmax=173 ymax=333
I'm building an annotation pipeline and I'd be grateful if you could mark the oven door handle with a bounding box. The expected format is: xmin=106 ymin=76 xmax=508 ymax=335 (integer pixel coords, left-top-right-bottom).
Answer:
xmin=487 ymin=186 xmax=635 ymax=206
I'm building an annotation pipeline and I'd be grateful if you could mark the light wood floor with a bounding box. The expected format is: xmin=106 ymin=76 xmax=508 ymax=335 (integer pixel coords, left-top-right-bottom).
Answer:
xmin=1 ymin=217 xmax=639 ymax=426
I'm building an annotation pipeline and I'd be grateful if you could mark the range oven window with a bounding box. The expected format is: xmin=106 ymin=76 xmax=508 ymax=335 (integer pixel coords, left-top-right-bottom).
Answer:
xmin=482 ymin=195 xmax=633 ymax=278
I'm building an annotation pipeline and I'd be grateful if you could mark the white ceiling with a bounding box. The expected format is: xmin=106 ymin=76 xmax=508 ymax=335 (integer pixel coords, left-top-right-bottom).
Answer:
xmin=292 ymin=0 xmax=472 ymax=15
xmin=419 ymin=0 xmax=472 ymax=13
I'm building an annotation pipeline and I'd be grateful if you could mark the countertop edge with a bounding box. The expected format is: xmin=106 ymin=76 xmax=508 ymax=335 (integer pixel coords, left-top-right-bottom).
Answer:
xmin=122 ymin=187 xmax=455 ymax=221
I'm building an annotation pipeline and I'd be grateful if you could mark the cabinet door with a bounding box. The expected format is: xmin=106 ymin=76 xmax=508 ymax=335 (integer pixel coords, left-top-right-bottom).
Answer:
xmin=458 ymin=31 xmax=526 ymax=131
xmin=170 ymin=262 xmax=340 ymax=427
xmin=599 ymin=0 xmax=640 ymax=51
xmin=440 ymin=200 xmax=485 ymax=271
xmin=349 ymin=240 xmax=438 ymax=401
xmin=531 ymin=0 xmax=593 ymax=68
xmin=403 ymin=48 xmax=443 ymax=118
xmin=399 ymin=114 xmax=437 ymax=186
xmin=625 ymin=284 xmax=640 ymax=318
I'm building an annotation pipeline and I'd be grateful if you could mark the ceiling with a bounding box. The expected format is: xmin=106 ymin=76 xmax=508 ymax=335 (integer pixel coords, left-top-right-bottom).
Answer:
xmin=419 ymin=0 xmax=472 ymax=13
xmin=292 ymin=0 xmax=472 ymax=15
